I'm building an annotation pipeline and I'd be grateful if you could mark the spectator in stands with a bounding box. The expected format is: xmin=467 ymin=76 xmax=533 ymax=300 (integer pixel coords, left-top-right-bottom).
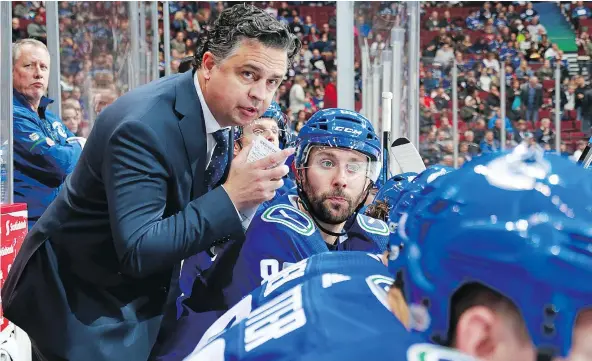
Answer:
xmin=572 ymin=139 xmax=588 ymax=161
xmin=440 ymin=154 xmax=455 ymax=167
xmin=458 ymin=142 xmax=473 ymax=162
xmin=479 ymin=67 xmax=494 ymax=92
xmin=572 ymin=0 xmax=591 ymax=31
xmin=515 ymin=60 xmax=534 ymax=80
xmin=171 ymin=31 xmax=187 ymax=55
xmin=289 ymin=74 xmax=307 ymax=114
xmin=506 ymin=4 xmax=520 ymax=23
xmin=482 ymin=52 xmax=501 ymax=72
xmin=12 ymin=18 xmax=26 ymax=42
xmin=172 ymin=10 xmax=187 ymax=33
xmin=12 ymin=39 xmax=83 ymax=227
xmin=581 ymin=87 xmax=592 ymax=134
xmin=527 ymin=17 xmax=546 ymax=42
xmin=420 ymin=131 xmax=441 ymax=165
xmin=290 ymin=14 xmax=304 ymax=36
xmin=479 ymin=2 xmax=494 ymax=22
xmin=472 ymin=117 xmax=487 ymax=144
xmin=480 ymin=129 xmax=500 ymax=153
xmin=425 ymin=10 xmax=442 ymax=31
xmin=434 ymin=43 xmax=454 ymax=71
xmin=534 ymin=117 xmax=556 ymax=146
xmin=303 ymin=15 xmax=316 ymax=35
xmin=431 ymin=87 xmax=450 ymax=110
xmin=460 ymin=96 xmax=478 ymax=123
xmin=520 ymin=76 xmax=544 ymax=124
xmin=484 ymin=85 xmax=501 ymax=113
xmin=466 ymin=10 xmax=482 ymax=30
xmin=488 ymin=107 xmax=513 ymax=133
xmin=544 ymin=43 xmax=560 ymax=60
xmin=564 ymin=85 xmax=577 ymax=114
xmin=463 ymin=130 xmax=481 ymax=155
xmin=536 ymin=59 xmax=554 ymax=80
xmin=370 ymin=33 xmax=386 ymax=58
xmin=575 ymin=31 xmax=592 ymax=76
xmin=513 ymin=119 xmax=530 ymax=144
xmin=61 ymin=102 xmax=81 ymax=135
xmin=520 ymin=2 xmax=539 ymax=22
xmin=324 ymin=70 xmax=337 ymax=109
xmin=26 ymin=14 xmax=47 ymax=44
xmin=93 ymin=88 xmax=118 ymax=115
xmin=558 ymin=141 xmax=571 ymax=157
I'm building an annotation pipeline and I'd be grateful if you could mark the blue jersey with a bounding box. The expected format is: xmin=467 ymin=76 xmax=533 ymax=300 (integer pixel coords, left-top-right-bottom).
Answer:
xmin=154 ymin=253 xmax=391 ymax=361
xmin=203 ymin=194 xmax=390 ymax=309
xmin=183 ymin=257 xmax=473 ymax=361
xmin=178 ymin=186 xmax=300 ymax=307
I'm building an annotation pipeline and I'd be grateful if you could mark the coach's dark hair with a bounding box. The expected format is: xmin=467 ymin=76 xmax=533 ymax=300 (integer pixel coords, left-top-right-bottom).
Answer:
xmin=193 ymin=4 xmax=301 ymax=70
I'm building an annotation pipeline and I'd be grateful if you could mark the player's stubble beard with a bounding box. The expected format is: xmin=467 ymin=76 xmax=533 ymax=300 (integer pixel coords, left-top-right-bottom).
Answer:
xmin=303 ymin=181 xmax=365 ymax=225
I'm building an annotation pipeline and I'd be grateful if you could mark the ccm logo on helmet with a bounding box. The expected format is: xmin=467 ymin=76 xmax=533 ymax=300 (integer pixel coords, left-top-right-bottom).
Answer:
xmin=333 ymin=126 xmax=362 ymax=136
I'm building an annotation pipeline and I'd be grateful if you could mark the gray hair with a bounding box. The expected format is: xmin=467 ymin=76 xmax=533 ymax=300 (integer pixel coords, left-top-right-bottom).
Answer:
xmin=12 ymin=38 xmax=48 ymax=66
xmin=193 ymin=4 xmax=301 ymax=70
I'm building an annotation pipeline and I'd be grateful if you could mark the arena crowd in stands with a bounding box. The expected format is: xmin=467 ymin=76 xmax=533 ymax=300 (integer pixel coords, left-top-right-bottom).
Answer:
xmin=11 ymin=1 xmax=592 ymax=165
xmin=417 ymin=0 xmax=592 ymax=166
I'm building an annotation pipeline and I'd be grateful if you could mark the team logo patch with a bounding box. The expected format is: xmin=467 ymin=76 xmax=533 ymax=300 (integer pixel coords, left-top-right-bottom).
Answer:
xmin=52 ymin=121 xmax=67 ymax=138
xmin=261 ymin=204 xmax=315 ymax=236
xmin=357 ymin=214 xmax=390 ymax=236
xmin=365 ymin=274 xmax=395 ymax=311
xmin=45 ymin=138 xmax=55 ymax=146
xmin=28 ymin=133 xmax=40 ymax=141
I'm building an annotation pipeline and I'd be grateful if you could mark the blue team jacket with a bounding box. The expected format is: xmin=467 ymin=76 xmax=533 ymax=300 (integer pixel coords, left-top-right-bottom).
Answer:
xmin=12 ymin=90 xmax=82 ymax=226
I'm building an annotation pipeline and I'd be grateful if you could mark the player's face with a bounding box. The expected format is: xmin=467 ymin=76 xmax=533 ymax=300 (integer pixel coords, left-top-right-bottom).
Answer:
xmin=13 ymin=44 xmax=50 ymax=107
xmin=200 ymin=39 xmax=287 ymax=128
xmin=241 ymin=118 xmax=280 ymax=148
xmin=302 ymin=147 xmax=370 ymax=224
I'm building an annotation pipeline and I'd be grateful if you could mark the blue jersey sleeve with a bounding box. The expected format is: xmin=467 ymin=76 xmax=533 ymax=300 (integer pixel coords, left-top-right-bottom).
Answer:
xmin=13 ymin=111 xmax=82 ymax=187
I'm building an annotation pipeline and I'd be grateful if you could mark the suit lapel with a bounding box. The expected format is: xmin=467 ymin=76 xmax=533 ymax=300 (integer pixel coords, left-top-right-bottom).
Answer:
xmin=175 ymin=70 xmax=207 ymax=200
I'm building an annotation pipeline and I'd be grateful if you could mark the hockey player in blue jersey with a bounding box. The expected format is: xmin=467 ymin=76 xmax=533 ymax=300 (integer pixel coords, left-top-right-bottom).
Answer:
xmin=154 ymin=108 xmax=391 ymax=360
xmin=184 ymin=147 xmax=592 ymax=361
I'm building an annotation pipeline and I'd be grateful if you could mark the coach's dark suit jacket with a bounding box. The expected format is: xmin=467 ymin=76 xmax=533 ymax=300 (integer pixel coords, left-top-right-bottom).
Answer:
xmin=1 ymin=70 xmax=244 ymax=360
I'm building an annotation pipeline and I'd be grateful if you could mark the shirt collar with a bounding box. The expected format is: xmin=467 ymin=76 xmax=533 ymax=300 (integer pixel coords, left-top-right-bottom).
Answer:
xmin=13 ymin=89 xmax=54 ymax=110
xmin=193 ymin=72 xmax=228 ymax=135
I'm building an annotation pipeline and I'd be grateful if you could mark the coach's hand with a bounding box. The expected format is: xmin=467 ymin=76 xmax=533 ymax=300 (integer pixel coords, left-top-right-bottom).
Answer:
xmin=223 ymin=143 xmax=294 ymax=212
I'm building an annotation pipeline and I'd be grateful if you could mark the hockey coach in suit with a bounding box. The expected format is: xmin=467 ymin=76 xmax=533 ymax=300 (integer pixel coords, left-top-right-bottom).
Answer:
xmin=1 ymin=4 xmax=300 ymax=361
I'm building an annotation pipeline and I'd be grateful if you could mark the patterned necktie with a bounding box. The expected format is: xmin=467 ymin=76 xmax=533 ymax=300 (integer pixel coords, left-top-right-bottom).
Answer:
xmin=204 ymin=129 xmax=230 ymax=190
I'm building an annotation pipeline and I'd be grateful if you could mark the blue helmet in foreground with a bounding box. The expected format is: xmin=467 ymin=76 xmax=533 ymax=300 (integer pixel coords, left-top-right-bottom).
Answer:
xmin=387 ymin=165 xmax=454 ymax=227
xmin=294 ymin=108 xmax=381 ymax=183
xmin=388 ymin=147 xmax=592 ymax=358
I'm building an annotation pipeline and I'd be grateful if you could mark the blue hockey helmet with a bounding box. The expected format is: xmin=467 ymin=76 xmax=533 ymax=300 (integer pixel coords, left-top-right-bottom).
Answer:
xmin=387 ymin=165 xmax=454 ymax=228
xmin=374 ymin=172 xmax=418 ymax=206
xmin=294 ymin=108 xmax=382 ymax=183
xmin=388 ymin=147 xmax=592 ymax=358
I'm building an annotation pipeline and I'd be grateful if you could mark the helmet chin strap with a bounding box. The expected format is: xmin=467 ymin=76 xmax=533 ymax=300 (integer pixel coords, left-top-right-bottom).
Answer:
xmin=296 ymin=169 xmax=373 ymax=241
